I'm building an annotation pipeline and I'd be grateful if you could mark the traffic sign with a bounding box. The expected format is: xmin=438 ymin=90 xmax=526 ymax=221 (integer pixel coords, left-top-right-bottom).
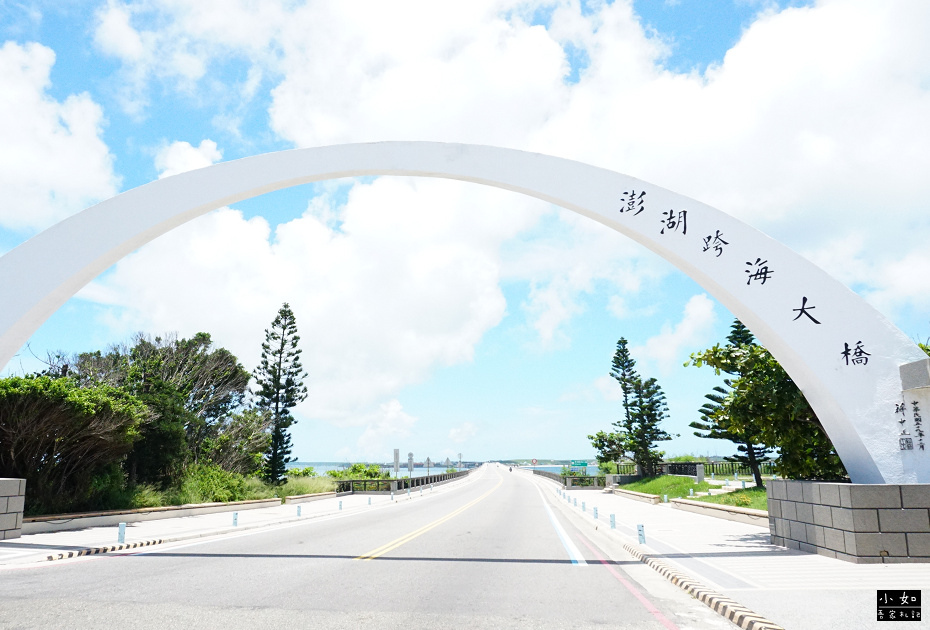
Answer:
xmin=571 ymin=460 xmax=587 ymax=467
xmin=531 ymin=458 xmax=538 ymax=465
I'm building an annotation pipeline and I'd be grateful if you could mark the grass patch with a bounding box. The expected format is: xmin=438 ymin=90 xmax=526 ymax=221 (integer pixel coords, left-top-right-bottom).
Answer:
xmin=691 ymin=486 xmax=768 ymax=511
xmin=618 ymin=476 xmax=713 ymax=497
xmin=276 ymin=476 xmax=336 ymax=498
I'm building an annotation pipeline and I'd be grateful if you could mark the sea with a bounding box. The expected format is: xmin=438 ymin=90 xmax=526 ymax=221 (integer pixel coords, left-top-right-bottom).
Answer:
xmin=288 ymin=461 xmax=464 ymax=478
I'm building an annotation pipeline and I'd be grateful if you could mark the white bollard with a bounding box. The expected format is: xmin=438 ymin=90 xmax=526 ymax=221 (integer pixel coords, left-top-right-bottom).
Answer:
xmin=233 ymin=512 xmax=238 ymax=527
xmin=297 ymin=505 xmax=302 ymax=517
xmin=118 ymin=522 xmax=126 ymax=544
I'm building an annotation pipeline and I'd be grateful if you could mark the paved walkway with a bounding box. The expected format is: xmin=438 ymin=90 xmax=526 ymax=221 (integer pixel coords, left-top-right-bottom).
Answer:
xmin=548 ymin=475 xmax=929 ymax=630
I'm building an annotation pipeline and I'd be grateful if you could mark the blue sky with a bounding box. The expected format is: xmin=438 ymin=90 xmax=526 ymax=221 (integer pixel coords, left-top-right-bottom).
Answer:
xmin=1 ymin=0 xmax=929 ymax=464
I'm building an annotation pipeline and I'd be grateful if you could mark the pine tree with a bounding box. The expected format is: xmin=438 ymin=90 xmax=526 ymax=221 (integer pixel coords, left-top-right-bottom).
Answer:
xmin=628 ymin=377 xmax=674 ymax=476
xmin=727 ymin=319 xmax=755 ymax=347
xmin=253 ymin=303 xmax=308 ymax=484
xmin=609 ymin=338 xmax=639 ymax=433
xmin=597 ymin=339 xmax=674 ymax=477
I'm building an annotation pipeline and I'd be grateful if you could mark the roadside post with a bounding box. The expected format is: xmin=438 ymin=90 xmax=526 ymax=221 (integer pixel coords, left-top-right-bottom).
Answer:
xmin=637 ymin=524 xmax=646 ymax=544
xmin=394 ymin=448 xmax=400 ymax=479
xmin=297 ymin=505 xmax=301 ymax=517
xmin=610 ymin=514 xmax=615 ymax=529
xmin=233 ymin=512 xmax=238 ymax=527
xmin=118 ymin=522 xmax=126 ymax=544
xmin=593 ymin=507 xmax=598 ymax=520
xmin=339 ymin=501 xmax=342 ymax=510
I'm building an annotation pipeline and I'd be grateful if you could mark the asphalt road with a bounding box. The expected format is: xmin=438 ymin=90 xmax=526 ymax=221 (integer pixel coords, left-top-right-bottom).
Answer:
xmin=0 ymin=465 xmax=733 ymax=629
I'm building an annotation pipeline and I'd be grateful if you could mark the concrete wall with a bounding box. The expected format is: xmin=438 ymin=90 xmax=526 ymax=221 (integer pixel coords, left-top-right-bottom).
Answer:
xmin=768 ymin=479 xmax=930 ymax=563
xmin=0 ymin=478 xmax=25 ymax=540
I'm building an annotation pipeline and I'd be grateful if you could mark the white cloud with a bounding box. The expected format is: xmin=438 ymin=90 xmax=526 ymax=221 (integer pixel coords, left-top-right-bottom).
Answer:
xmin=633 ymin=294 xmax=717 ymax=374
xmin=0 ymin=41 xmax=118 ymax=232
xmin=155 ymin=139 xmax=222 ymax=179
xmin=81 ymin=176 xmax=545 ymax=426
xmin=72 ymin=0 xmax=930 ymax=439
xmin=594 ymin=374 xmax=623 ymax=402
xmin=354 ymin=399 xmax=418 ymax=461
xmin=449 ymin=421 xmax=478 ymax=443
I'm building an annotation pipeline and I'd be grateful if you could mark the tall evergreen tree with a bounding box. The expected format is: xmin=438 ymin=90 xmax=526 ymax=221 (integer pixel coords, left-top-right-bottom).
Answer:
xmin=688 ymin=318 xmax=846 ymax=480
xmin=688 ymin=319 xmax=772 ymax=487
xmin=609 ymin=338 xmax=639 ymax=433
xmin=253 ymin=303 xmax=308 ymax=484
xmin=627 ymin=377 xmax=674 ymax=476
xmin=591 ymin=338 xmax=674 ymax=476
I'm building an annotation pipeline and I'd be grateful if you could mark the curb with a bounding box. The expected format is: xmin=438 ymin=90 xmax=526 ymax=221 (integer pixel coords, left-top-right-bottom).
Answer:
xmin=617 ymin=539 xmax=785 ymax=630
xmin=38 ymin=511 xmax=340 ymax=564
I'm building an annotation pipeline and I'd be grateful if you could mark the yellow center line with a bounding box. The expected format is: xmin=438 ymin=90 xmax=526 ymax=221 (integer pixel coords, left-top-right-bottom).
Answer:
xmin=354 ymin=474 xmax=503 ymax=561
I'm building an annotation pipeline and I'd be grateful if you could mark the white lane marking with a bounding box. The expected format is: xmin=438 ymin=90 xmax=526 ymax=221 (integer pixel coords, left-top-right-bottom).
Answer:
xmin=534 ymin=484 xmax=587 ymax=566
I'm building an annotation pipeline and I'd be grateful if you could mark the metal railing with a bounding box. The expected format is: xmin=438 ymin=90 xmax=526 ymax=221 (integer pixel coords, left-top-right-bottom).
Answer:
xmin=335 ymin=470 xmax=471 ymax=493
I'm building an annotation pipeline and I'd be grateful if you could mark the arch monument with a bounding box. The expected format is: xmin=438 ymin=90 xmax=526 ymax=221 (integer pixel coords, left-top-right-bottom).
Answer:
xmin=0 ymin=142 xmax=927 ymax=489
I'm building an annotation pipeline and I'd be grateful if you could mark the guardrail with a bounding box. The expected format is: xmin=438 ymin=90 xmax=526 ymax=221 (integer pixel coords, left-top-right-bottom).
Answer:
xmin=531 ymin=470 xmax=606 ymax=489
xmin=335 ymin=469 xmax=471 ymax=494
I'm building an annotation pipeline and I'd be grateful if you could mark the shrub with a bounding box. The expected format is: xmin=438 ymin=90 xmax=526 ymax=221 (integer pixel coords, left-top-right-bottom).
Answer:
xmin=277 ymin=476 xmax=335 ymax=498
xmin=286 ymin=466 xmax=317 ymax=478
xmin=168 ymin=463 xmax=247 ymax=504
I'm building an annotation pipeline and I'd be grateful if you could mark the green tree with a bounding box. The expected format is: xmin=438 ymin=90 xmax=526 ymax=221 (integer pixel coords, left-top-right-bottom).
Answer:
xmin=627 ymin=377 xmax=674 ymax=476
xmin=688 ymin=338 xmax=846 ymax=480
xmin=688 ymin=319 xmax=772 ymax=487
xmin=610 ymin=338 xmax=639 ymax=431
xmin=47 ymin=333 xmax=251 ymax=485
xmin=0 ymin=376 xmax=148 ymax=514
xmin=200 ymin=408 xmax=273 ymax=476
xmin=595 ymin=338 xmax=674 ymax=477
xmin=254 ymin=303 xmax=308 ymax=484
xmin=587 ymin=430 xmax=626 ymax=473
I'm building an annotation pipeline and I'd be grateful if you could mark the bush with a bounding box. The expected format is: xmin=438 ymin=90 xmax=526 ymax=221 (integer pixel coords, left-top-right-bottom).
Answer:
xmin=168 ymin=463 xmax=247 ymax=504
xmin=286 ymin=466 xmax=317 ymax=478
xmin=276 ymin=476 xmax=336 ymax=497
xmin=326 ymin=463 xmax=387 ymax=479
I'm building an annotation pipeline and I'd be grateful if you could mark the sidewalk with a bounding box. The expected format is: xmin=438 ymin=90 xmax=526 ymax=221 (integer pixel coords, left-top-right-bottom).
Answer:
xmin=0 ymin=480 xmax=465 ymax=567
xmin=548 ymin=476 xmax=929 ymax=630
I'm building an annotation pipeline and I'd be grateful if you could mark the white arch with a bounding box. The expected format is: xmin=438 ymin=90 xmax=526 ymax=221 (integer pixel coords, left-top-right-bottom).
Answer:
xmin=0 ymin=142 xmax=926 ymax=484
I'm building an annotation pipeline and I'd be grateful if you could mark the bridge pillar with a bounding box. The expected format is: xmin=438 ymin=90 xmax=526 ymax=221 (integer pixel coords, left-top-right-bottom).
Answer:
xmin=0 ymin=478 xmax=25 ymax=539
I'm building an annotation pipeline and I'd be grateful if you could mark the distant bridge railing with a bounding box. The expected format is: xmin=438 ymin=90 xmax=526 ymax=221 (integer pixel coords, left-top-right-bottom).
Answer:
xmin=335 ymin=470 xmax=471 ymax=494
xmin=532 ymin=470 xmax=606 ymax=488
xmin=533 ymin=461 xmax=778 ymax=488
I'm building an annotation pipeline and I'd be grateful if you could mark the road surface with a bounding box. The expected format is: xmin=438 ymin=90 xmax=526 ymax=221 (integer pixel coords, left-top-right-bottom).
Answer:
xmin=0 ymin=465 xmax=732 ymax=629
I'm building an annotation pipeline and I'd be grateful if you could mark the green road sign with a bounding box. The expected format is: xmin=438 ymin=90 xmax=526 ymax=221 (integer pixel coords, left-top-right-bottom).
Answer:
xmin=571 ymin=460 xmax=587 ymax=467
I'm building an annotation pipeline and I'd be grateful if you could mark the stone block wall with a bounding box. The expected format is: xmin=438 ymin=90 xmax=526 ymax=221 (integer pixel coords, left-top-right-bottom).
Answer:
xmin=0 ymin=478 xmax=26 ymax=540
xmin=768 ymin=479 xmax=930 ymax=563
